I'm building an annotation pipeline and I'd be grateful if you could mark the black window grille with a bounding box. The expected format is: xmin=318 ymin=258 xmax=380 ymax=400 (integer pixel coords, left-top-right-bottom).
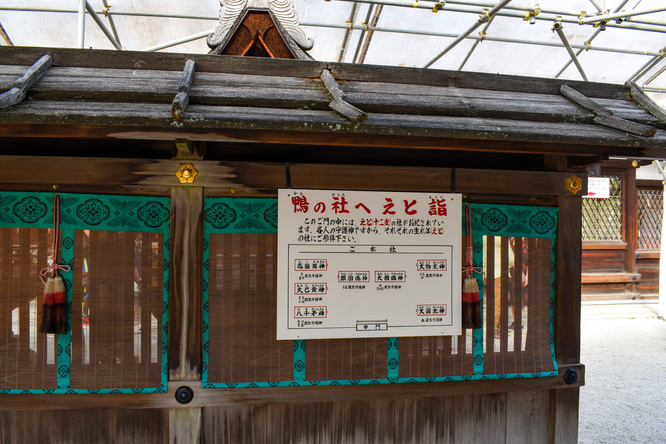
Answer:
xmin=582 ymin=175 xmax=623 ymax=241
xmin=638 ymin=188 xmax=663 ymax=250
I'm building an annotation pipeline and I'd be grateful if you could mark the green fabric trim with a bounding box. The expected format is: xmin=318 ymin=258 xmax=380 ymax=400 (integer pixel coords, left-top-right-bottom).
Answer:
xmin=202 ymin=198 xmax=560 ymax=389
xmin=0 ymin=192 xmax=170 ymax=233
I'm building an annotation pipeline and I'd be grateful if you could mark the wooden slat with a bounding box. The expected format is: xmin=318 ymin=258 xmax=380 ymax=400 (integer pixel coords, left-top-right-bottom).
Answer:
xmin=580 ymin=273 xmax=640 ymax=283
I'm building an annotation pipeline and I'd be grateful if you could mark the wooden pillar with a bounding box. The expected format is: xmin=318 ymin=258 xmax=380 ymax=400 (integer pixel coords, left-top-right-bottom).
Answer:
xmin=169 ymin=185 xmax=203 ymax=379
xmin=550 ymin=191 xmax=583 ymax=442
xmin=624 ymin=167 xmax=638 ymax=275
xmin=168 ymin=142 xmax=205 ymax=443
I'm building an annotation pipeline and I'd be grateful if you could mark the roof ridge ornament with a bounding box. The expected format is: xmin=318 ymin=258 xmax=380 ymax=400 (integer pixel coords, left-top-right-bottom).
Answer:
xmin=207 ymin=0 xmax=313 ymax=50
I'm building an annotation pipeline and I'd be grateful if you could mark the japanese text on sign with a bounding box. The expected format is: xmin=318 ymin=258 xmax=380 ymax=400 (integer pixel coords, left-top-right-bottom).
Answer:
xmin=277 ymin=189 xmax=462 ymax=340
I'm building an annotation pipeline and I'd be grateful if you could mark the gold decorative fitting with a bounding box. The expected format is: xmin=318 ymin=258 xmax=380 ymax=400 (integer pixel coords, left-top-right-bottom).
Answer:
xmin=176 ymin=163 xmax=198 ymax=184
xmin=566 ymin=175 xmax=583 ymax=194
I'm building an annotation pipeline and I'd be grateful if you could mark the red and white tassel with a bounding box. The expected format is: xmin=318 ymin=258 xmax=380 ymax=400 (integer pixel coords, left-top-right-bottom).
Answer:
xmin=40 ymin=275 xmax=67 ymax=334
xmin=462 ymin=271 xmax=482 ymax=329
xmin=462 ymin=204 xmax=483 ymax=329
xmin=39 ymin=193 xmax=70 ymax=335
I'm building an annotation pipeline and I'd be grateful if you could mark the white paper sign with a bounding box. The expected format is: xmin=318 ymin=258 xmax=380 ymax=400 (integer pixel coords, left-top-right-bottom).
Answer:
xmin=277 ymin=189 xmax=462 ymax=340
xmin=584 ymin=177 xmax=611 ymax=199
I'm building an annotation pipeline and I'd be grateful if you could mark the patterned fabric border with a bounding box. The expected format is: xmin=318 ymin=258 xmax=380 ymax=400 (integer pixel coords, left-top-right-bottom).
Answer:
xmin=0 ymin=192 xmax=170 ymax=233
xmin=202 ymin=198 xmax=560 ymax=389
xmin=204 ymin=198 xmax=277 ymax=233
xmin=0 ymin=191 xmax=170 ymax=395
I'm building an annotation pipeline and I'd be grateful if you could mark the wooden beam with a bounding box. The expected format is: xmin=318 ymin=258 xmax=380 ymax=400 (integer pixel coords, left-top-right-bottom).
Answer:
xmin=560 ymin=84 xmax=611 ymax=116
xmin=628 ymin=81 xmax=666 ymax=123
xmin=0 ymin=364 xmax=584 ymax=411
xmin=320 ymin=69 xmax=367 ymax=123
xmin=1 ymin=123 xmax=659 ymax=158
xmin=561 ymin=85 xmax=657 ymax=137
xmin=172 ymin=59 xmax=196 ymax=120
xmin=0 ymin=156 xmax=587 ymax=197
xmin=0 ymin=54 xmax=51 ymax=110
xmin=175 ymin=138 xmax=195 ymax=157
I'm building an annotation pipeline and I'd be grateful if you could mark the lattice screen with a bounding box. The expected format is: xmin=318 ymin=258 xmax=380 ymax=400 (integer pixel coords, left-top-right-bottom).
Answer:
xmin=203 ymin=199 xmax=558 ymax=388
xmin=638 ymin=188 xmax=662 ymax=250
xmin=582 ymin=175 xmax=622 ymax=241
xmin=0 ymin=192 xmax=169 ymax=394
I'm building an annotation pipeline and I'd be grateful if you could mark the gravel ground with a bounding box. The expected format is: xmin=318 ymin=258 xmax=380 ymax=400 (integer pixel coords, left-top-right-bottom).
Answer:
xmin=579 ymin=303 xmax=666 ymax=444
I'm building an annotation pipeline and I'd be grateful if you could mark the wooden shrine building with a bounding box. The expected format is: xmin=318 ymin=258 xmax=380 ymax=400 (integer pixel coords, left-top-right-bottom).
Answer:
xmin=1 ymin=4 xmax=666 ymax=442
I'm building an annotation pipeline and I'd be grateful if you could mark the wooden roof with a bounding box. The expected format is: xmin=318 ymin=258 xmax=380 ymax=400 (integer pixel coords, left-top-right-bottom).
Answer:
xmin=1 ymin=46 xmax=665 ymax=161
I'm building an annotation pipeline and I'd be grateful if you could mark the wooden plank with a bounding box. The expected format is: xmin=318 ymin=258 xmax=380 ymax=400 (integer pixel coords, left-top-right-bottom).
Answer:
xmin=549 ymin=388 xmax=580 ymax=444
xmin=560 ymin=84 xmax=612 ymax=116
xmin=581 ymin=273 xmax=640 ymax=284
xmin=454 ymin=393 xmax=506 ymax=443
xmin=506 ymin=391 xmax=549 ymax=443
xmin=594 ymin=115 xmax=657 ymax=137
xmin=169 ymin=407 xmax=201 ymax=444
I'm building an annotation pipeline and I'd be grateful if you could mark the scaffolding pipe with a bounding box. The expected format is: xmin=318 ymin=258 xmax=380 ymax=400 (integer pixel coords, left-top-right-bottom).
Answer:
xmin=332 ymin=0 xmax=666 ymax=32
xmin=303 ymin=20 xmax=665 ymax=58
xmin=352 ymin=4 xmax=375 ymax=63
xmin=0 ymin=7 xmax=218 ymax=21
xmin=424 ymin=0 xmax=513 ymax=69
xmin=77 ymin=0 xmax=85 ymax=48
xmin=3 ymin=4 xmax=666 ymax=32
xmin=579 ymin=6 xmax=666 ymax=24
xmin=553 ymin=21 xmax=588 ymax=81
xmin=588 ymin=0 xmax=606 ymax=13
xmin=556 ymin=0 xmax=630 ymax=78
xmin=85 ymin=1 xmax=122 ymax=50
xmin=641 ymin=85 xmax=666 ymax=93
xmin=358 ymin=5 xmax=383 ymax=64
xmin=101 ymin=0 xmax=121 ymax=46
xmin=629 ymin=48 xmax=666 ymax=82
xmin=142 ymin=29 xmax=214 ymax=52
xmin=458 ymin=16 xmax=494 ymax=71
xmin=338 ymin=3 xmax=360 ymax=62
xmin=0 ymin=21 xmax=13 ymax=46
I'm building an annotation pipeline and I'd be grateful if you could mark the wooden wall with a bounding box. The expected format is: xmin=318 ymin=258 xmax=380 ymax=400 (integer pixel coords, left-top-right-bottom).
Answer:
xmin=0 ymin=153 xmax=584 ymax=443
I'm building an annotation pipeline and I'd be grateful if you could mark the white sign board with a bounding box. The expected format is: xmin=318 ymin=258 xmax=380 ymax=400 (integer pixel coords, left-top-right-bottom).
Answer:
xmin=584 ymin=177 xmax=611 ymax=199
xmin=277 ymin=189 xmax=462 ymax=340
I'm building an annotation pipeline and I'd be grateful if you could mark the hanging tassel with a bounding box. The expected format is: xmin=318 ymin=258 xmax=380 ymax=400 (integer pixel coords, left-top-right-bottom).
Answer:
xmin=40 ymin=277 xmax=56 ymax=333
xmin=39 ymin=193 xmax=70 ymax=335
xmin=462 ymin=271 xmax=482 ymax=329
xmin=462 ymin=204 xmax=482 ymax=329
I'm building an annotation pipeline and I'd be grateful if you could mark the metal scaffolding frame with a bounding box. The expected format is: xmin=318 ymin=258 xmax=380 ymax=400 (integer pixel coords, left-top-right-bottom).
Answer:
xmin=0 ymin=1 xmax=665 ymax=89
